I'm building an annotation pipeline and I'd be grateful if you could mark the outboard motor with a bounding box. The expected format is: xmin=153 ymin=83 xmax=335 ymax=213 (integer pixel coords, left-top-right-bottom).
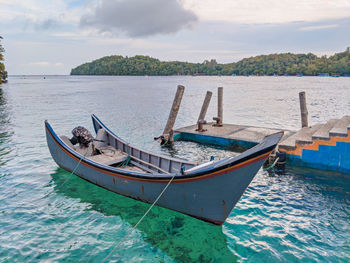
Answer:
xmin=70 ymin=126 xmax=94 ymax=147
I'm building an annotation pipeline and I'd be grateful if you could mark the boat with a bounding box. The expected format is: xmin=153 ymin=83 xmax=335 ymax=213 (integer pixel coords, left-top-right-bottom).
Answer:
xmin=318 ymin=73 xmax=330 ymax=77
xmin=45 ymin=115 xmax=283 ymax=225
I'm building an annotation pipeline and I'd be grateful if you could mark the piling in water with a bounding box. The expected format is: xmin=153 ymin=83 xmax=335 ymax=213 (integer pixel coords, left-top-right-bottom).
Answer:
xmin=197 ymin=91 xmax=213 ymax=124
xmin=162 ymin=85 xmax=185 ymax=143
xmin=299 ymin=91 xmax=308 ymax=128
xmin=213 ymin=87 xmax=223 ymax=126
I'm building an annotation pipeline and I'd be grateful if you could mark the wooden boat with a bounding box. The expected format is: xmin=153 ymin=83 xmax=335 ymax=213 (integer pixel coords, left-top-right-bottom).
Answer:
xmin=45 ymin=115 xmax=283 ymax=225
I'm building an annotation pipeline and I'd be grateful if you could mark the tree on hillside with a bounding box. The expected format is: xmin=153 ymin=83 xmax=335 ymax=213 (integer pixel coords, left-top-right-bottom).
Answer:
xmin=0 ymin=36 xmax=8 ymax=84
xmin=70 ymin=48 xmax=350 ymax=76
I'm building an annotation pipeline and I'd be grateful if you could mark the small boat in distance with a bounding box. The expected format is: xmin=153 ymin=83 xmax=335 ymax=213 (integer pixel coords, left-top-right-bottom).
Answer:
xmin=45 ymin=115 xmax=283 ymax=225
xmin=318 ymin=73 xmax=330 ymax=77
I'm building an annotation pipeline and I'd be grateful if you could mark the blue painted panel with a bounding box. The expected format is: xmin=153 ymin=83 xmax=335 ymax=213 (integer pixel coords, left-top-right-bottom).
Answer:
xmin=338 ymin=142 xmax=350 ymax=171
xmin=176 ymin=132 xmax=258 ymax=150
xmin=173 ymin=133 xmax=181 ymax=141
xmin=302 ymin=148 xmax=319 ymax=165
xmin=287 ymin=142 xmax=350 ymax=174
xmin=318 ymin=144 xmax=334 ymax=169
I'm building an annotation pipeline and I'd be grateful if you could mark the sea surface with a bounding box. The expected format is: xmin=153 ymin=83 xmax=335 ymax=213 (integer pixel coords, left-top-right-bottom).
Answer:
xmin=0 ymin=75 xmax=349 ymax=262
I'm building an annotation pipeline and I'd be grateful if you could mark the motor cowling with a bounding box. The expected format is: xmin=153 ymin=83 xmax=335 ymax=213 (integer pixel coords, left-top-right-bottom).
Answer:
xmin=71 ymin=126 xmax=94 ymax=146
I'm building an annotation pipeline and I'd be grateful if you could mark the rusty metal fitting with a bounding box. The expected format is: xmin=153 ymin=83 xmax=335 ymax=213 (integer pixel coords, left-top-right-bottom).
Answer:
xmin=212 ymin=117 xmax=223 ymax=127
xmin=196 ymin=120 xmax=207 ymax=132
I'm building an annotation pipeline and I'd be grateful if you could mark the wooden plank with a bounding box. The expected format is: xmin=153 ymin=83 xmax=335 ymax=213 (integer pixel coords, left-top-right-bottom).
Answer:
xmin=279 ymin=124 xmax=323 ymax=150
xmin=130 ymin=160 xmax=159 ymax=174
xmin=312 ymin=119 xmax=338 ymax=140
xmin=329 ymin=116 xmax=350 ymax=137
xmin=129 ymin=155 xmax=170 ymax=174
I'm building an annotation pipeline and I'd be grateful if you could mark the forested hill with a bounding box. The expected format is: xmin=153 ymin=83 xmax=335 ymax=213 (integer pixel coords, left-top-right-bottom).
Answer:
xmin=0 ymin=36 xmax=8 ymax=84
xmin=70 ymin=48 xmax=350 ymax=76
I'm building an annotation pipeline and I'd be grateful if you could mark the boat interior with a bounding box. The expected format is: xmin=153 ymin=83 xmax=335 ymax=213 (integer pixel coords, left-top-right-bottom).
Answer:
xmin=60 ymin=128 xmax=195 ymax=175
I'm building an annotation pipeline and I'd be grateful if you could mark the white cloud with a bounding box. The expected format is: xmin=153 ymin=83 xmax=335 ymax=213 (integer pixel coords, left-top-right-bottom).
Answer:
xmin=298 ymin=24 xmax=339 ymax=31
xmin=0 ymin=0 xmax=84 ymax=27
xmin=183 ymin=0 xmax=350 ymax=23
xmin=2 ymin=0 xmax=350 ymax=30
xmin=28 ymin=61 xmax=64 ymax=67
xmin=80 ymin=0 xmax=197 ymax=37
xmin=29 ymin=61 xmax=51 ymax=66
xmin=52 ymin=32 xmax=80 ymax=38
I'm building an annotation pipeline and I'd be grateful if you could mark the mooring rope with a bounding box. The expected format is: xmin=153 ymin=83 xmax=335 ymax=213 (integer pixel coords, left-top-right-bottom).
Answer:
xmin=0 ymin=148 xmax=91 ymax=241
xmin=265 ymin=157 xmax=279 ymax=170
xmin=42 ymin=147 xmax=89 ymax=199
xmin=46 ymin=142 xmax=176 ymax=262
xmin=119 ymin=143 xmax=131 ymax=167
xmin=102 ymin=172 xmax=177 ymax=263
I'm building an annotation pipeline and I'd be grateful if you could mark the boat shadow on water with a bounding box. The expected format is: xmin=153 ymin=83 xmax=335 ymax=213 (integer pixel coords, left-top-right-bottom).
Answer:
xmin=50 ymin=168 xmax=238 ymax=263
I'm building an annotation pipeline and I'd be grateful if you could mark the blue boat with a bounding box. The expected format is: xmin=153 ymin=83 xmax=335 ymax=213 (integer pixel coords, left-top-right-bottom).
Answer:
xmin=318 ymin=73 xmax=330 ymax=77
xmin=45 ymin=115 xmax=283 ymax=225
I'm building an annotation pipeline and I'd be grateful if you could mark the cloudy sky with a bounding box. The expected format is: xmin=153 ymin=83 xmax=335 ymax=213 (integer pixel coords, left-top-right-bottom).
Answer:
xmin=1 ymin=0 xmax=350 ymax=74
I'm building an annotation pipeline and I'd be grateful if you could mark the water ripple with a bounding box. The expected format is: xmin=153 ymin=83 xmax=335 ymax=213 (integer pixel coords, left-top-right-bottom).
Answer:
xmin=0 ymin=76 xmax=349 ymax=262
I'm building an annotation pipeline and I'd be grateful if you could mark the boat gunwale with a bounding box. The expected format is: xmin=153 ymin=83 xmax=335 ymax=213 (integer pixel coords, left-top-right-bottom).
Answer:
xmin=91 ymin=114 xmax=194 ymax=165
xmin=91 ymin=114 xmax=280 ymax=176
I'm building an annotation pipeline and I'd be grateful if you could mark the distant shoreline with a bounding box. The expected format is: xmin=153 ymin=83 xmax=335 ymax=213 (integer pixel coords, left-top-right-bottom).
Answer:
xmin=71 ymin=48 xmax=350 ymax=77
xmin=7 ymin=74 xmax=350 ymax=78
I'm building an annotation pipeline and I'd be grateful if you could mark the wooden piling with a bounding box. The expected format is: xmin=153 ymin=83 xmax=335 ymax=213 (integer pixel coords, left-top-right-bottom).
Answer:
xmin=299 ymin=91 xmax=308 ymax=128
xmin=162 ymin=85 xmax=185 ymax=141
xmin=218 ymin=87 xmax=223 ymax=123
xmin=197 ymin=91 xmax=212 ymax=123
xmin=213 ymin=87 xmax=223 ymax=126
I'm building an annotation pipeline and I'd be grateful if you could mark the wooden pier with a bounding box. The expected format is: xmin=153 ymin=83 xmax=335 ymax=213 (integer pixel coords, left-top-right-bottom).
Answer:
xmin=174 ymin=117 xmax=350 ymax=174
xmin=161 ymin=86 xmax=350 ymax=174
xmin=175 ymin=123 xmax=294 ymax=150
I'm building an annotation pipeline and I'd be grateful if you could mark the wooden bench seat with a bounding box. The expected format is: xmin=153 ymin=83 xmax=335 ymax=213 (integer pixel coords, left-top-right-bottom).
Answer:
xmin=88 ymin=154 xmax=128 ymax=166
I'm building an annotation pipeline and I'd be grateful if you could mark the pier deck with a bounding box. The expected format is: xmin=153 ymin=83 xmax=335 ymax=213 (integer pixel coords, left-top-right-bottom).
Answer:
xmin=175 ymin=123 xmax=294 ymax=149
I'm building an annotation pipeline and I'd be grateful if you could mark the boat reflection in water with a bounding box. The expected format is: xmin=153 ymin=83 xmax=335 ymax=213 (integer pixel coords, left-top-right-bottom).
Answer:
xmin=50 ymin=168 xmax=238 ymax=262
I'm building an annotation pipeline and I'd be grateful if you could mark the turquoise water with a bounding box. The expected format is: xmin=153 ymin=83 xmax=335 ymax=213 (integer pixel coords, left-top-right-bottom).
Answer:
xmin=0 ymin=76 xmax=349 ymax=262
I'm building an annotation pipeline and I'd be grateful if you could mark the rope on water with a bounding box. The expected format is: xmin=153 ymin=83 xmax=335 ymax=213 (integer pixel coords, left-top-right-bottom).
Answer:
xmin=265 ymin=157 xmax=279 ymax=170
xmin=69 ymin=148 xmax=89 ymax=175
xmin=2 ymin=149 xmax=90 ymax=244
xmin=102 ymin=172 xmax=177 ymax=263
xmin=42 ymin=148 xmax=88 ymax=199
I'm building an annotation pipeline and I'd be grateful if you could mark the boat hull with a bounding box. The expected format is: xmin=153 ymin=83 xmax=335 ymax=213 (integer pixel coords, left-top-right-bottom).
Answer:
xmin=46 ymin=118 xmax=281 ymax=225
